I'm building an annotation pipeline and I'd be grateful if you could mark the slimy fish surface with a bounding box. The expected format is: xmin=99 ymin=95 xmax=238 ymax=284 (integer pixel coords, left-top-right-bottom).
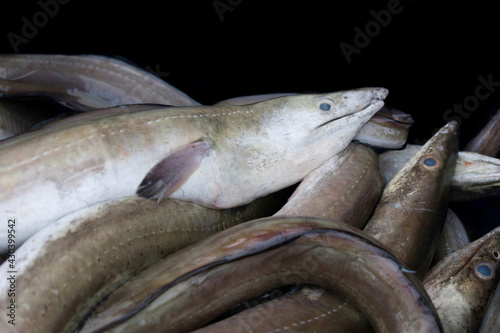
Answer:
xmin=424 ymin=227 xmax=500 ymax=333
xmin=364 ymin=121 xmax=459 ymax=278
xmin=79 ymin=217 xmax=441 ymax=333
xmin=0 ymin=191 xmax=285 ymax=333
xmin=275 ymin=142 xmax=383 ymax=229
xmin=379 ymin=144 xmax=500 ymax=201
xmin=465 ymin=105 xmax=500 ymax=157
xmin=242 ymin=122 xmax=456 ymax=332
xmin=431 ymin=209 xmax=470 ymax=266
xmin=193 ymin=286 xmax=374 ymax=333
xmin=353 ymin=105 xmax=413 ymax=149
xmin=478 ymin=278 xmax=500 ymax=333
xmin=0 ymin=89 xmax=387 ymax=252
xmin=0 ymin=54 xmax=200 ymax=111
xmin=216 ymin=93 xmax=412 ymax=149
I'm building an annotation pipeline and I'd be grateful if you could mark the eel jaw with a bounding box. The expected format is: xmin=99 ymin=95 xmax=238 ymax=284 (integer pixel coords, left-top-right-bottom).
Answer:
xmin=316 ymin=98 xmax=386 ymax=130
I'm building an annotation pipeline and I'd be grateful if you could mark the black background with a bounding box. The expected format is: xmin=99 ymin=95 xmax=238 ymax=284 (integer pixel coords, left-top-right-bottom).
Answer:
xmin=1 ymin=0 xmax=499 ymax=239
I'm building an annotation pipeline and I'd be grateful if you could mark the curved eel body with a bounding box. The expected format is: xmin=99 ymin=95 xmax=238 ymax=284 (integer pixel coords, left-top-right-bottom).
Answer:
xmin=0 ymin=191 xmax=286 ymax=333
xmin=424 ymin=227 xmax=500 ymax=333
xmin=79 ymin=217 xmax=441 ymax=333
xmin=214 ymin=142 xmax=380 ymax=332
xmin=275 ymin=142 xmax=383 ymax=228
xmin=465 ymin=105 xmax=500 ymax=157
xmin=0 ymin=54 xmax=200 ymax=111
xmin=478 ymin=278 xmax=500 ymax=333
xmin=193 ymin=286 xmax=373 ymax=333
xmin=201 ymin=122 xmax=460 ymax=332
xmin=0 ymin=89 xmax=387 ymax=252
xmin=431 ymin=209 xmax=470 ymax=266
xmin=201 ymin=124 xmax=455 ymax=332
xmin=379 ymin=144 xmax=500 ymax=201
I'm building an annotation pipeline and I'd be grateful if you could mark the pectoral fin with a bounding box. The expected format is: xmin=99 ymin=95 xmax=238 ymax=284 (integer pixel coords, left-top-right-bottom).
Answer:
xmin=137 ymin=139 xmax=212 ymax=202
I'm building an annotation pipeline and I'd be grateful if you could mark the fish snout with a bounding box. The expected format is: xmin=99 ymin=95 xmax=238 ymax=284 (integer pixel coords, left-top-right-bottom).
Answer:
xmin=372 ymin=87 xmax=389 ymax=101
xmin=339 ymin=87 xmax=389 ymax=113
xmin=360 ymin=88 xmax=388 ymax=115
xmin=356 ymin=87 xmax=388 ymax=101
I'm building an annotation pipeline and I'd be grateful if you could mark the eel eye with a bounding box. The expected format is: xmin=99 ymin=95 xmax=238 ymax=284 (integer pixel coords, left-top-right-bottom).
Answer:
xmin=316 ymin=98 xmax=335 ymax=112
xmin=474 ymin=261 xmax=495 ymax=280
xmin=319 ymin=103 xmax=331 ymax=111
xmin=421 ymin=154 xmax=441 ymax=170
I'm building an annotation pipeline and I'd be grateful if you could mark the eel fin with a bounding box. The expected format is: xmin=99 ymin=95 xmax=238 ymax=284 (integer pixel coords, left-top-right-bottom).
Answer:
xmin=137 ymin=138 xmax=211 ymax=202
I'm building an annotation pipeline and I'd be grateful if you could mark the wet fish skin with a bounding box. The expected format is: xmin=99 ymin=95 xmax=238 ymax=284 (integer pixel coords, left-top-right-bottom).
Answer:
xmin=216 ymin=93 xmax=413 ymax=149
xmin=201 ymin=142 xmax=396 ymax=333
xmin=215 ymin=142 xmax=381 ymax=333
xmin=0 ymin=54 xmax=200 ymax=110
xmin=448 ymin=151 xmax=500 ymax=201
xmin=424 ymin=227 xmax=500 ymax=333
xmin=431 ymin=209 xmax=470 ymax=266
xmin=465 ymin=106 xmax=500 ymax=157
xmin=216 ymin=92 xmax=412 ymax=126
xmin=353 ymin=105 xmax=414 ymax=149
xmin=206 ymin=209 xmax=466 ymax=332
xmin=449 ymin=103 xmax=500 ymax=329
xmin=379 ymin=144 xmax=500 ymax=201
xmin=478 ymin=278 xmax=500 ymax=333
xmin=79 ymin=216 xmax=441 ymax=333
xmin=0 ymin=89 xmax=387 ymax=252
xmin=275 ymin=142 xmax=383 ymax=229
xmin=0 ymin=191 xmax=286 ymax=333
xmin=193 ymin=123 xmax=456 ymax=332
xmin=364 ymin=121 xmax=459 ymax=278
xmin=213 ymin=92 xmax=298 ymax=106
xmin=26 ymin=103 xmax=166 ymax=132
xmin=193 ymin=286 xmax=374 ymax=333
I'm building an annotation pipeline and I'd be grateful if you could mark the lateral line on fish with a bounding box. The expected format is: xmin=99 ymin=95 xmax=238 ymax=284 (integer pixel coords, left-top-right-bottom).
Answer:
xmin=414 ymin=208 xmax=435 ymax=212
xmin=267 ymin=300 xmax=349 ymax=332
xmin=92 ymin=229 xmax=405 ymax=332
xmin=106 ymin=223 xmax=231 ymax=250
xmin=1 ymin=109 xmax=255 ymax=172
xmin=1 ymin=57 xmax=167 ymax=100
xmin=172 ymin=270 xmax=291 ymax=330
xmin=346 ymin=182 xmax=377 ymax=222
xmin=322 ymin=148 xmax=373 ymax=217
xmin=2 ymin=69 xmax=41 ymax=81
xmin=63 ymin=164 xmax=106 ymax=184
xmin=89 ymin=223 xmax=234 ymax=248
xmin=89 ymin=233 xmax=304 ymax=333
xmin=397 ymin=236 xmax=411 ymax=253
xmin=291 ymin=145 xmax=355 ymax=210
xmin=175 ymin=269 xmax=359 ymax=330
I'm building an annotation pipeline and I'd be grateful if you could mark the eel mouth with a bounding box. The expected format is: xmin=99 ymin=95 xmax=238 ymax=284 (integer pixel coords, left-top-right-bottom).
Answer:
xmin=374 ymin=108 xmax=414 ymax=125
xmin=316 ymin=97 xmax=385 ymax=130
